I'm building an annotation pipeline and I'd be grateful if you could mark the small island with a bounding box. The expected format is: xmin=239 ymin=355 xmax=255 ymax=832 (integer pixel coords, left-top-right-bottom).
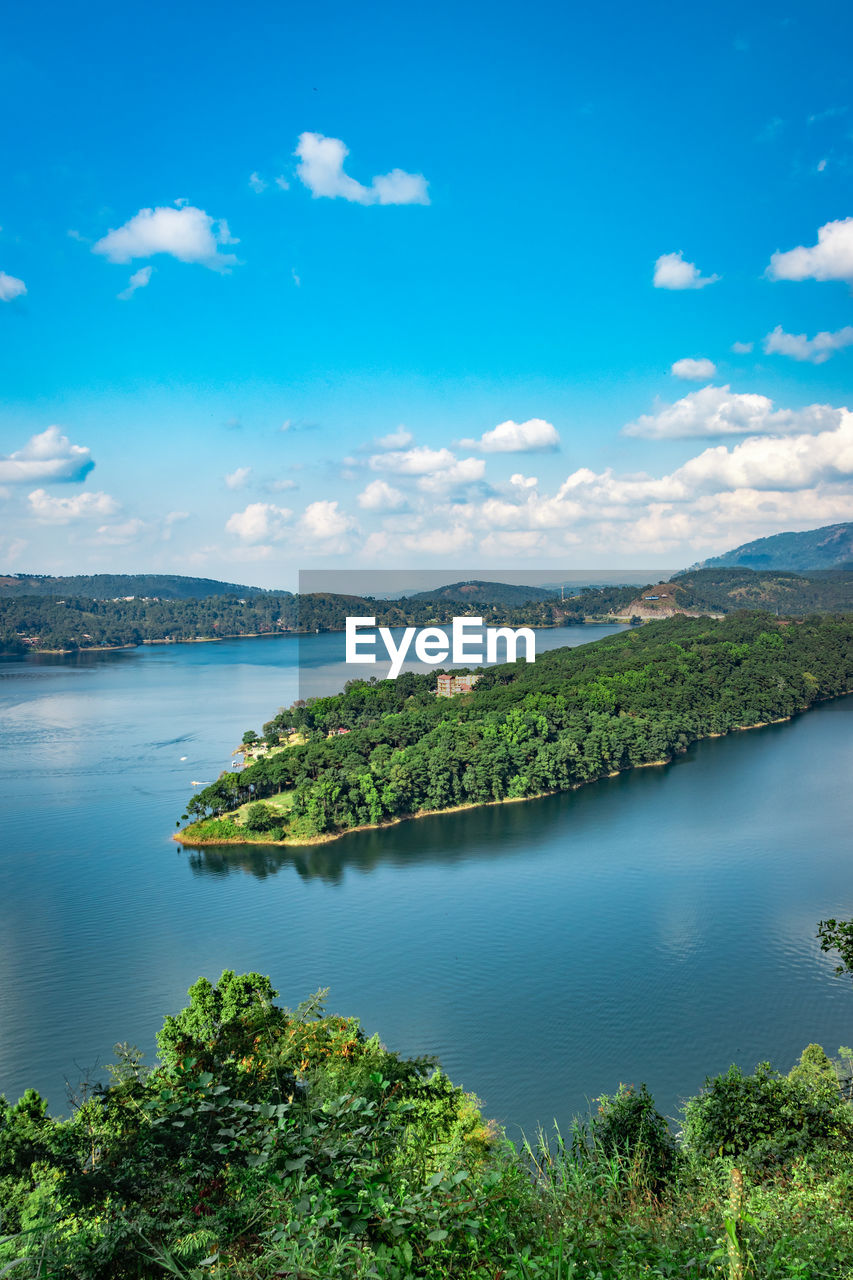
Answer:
xmin=176 ymin=612 xmax=853 ymax=848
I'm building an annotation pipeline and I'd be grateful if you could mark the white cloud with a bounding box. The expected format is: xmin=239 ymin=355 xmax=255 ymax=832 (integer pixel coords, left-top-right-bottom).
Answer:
xmin=416 ymin=457 xmax=486 ymax=493
xmin=400 ymin=525 xmax=475 ymax=555
xmin=768 ymin=217 xmax=853 ymax=283
xmin=763 ymin=323 xmax=853 ymax=363
xmin=671 ymin=357 xmax=717 ymax=381
xmin=360 ymin=531 xmax=391 ymax=558
xmin=95 ymin=518 xmax=146 ymax=544
xmin=93 ymin=204 xmax=239 ymax=272
xmin=28 ymin=488 xmax=118 ymax=522
xmin=301 ymin=499 xmax=354 ymax=541
xmin=275 ymin=176 xmax=290 ymax=190
xmin=295 ymin=134 xmax=375 ymax=204
xmin=0 ymin=271 xmax=26 ymax=302
xmin=225 ymin=466 xmax=251 ymax=490
xmin=249 ymin=172 xmax=267 ymax=193
xmin=0 ymin=536 xmax=27 ymax=564
xmin=372 ymin=169 xmax=430 ymax=205
xmin=374 ymin=426 xmax=413 ymax=450
xmin=117 ymin=265 xmax=153 ymax=301
xmin=479 ymin=530 xmax=546 ymax=557
xmin=294 ymin=133 xmax=429 ymax=206
xmin=162 ymin=511 xmax=190 ymax=540
xmin=367 ymin=445 xmax=486 ymax=494
xmin=459 ymin=418 xmax=560 ymax=453
xmin=481 ymin=412 xmax=853 ymax=547
xmin=369 ymin=445 xmax=459 ymax=475
xmin=225 ymin=502 xmax=292 ymax=543
xmin=625 ymin=384 xmax=842 ymax=440
xmin=731 ymin=340 xmax=754 ymax=354
xmin=808 ymin=106 xmax=847 ymax=125
xmin=357 ymin=479 xmax=406 ymax=510
xmin=267 ymin=477 xmax=297 ymax=492
xmin=0 ymin=426 xmax=94 ymax=484
xmin=672 ymin=413 xmax=853 ymax=493
xmin=653 ymin=251 xmax=719 ymax=290
xmin=338 ymin=393 xmax=853 ymax=560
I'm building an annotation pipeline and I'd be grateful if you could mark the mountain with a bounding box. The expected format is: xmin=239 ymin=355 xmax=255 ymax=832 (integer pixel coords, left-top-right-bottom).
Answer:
xmin=0 ymin=573 xmax=274 ymax=600
xmin=693 ymin=522 xmax=853 ymax=572
xmin=407 ymin=579 xmax=558 ymax=605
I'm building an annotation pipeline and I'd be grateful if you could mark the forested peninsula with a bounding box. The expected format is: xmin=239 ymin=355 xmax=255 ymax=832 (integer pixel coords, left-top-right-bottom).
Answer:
xmin=177 ymin=613 xmax=853 ymax=848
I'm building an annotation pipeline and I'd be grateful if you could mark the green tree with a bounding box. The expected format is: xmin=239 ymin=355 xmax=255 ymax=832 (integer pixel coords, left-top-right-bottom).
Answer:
xmin=817 ymin=918 xmax=853 ymax=976
xmin=156 ymin=969 xmax=279 ymax=1068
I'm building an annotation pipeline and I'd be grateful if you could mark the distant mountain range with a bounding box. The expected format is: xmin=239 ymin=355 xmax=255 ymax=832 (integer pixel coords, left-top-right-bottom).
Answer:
xmin=694 ymin=522 xmax=853 ymax=572
xmin=3 ymin=519 xmax=852 ymax=611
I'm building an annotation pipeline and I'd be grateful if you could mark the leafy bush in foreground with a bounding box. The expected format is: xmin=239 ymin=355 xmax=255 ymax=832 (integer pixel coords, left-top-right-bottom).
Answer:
xmin=3 ymin=973 xmax=853 ymax=1278
xmin=682 ymin=1060 xmax=853 ymax=1170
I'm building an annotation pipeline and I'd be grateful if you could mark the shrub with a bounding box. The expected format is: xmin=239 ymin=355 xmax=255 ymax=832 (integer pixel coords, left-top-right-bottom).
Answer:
xmin=591 ymin=1083 xmax=674 ymax=1188
xmin=682 ymin=1060 xmax=853 ymax=1170
xmin=789 ymin=1043 xmax=839 ymax=1092
xmin=244 ymin=801 xmax=280 ymax=833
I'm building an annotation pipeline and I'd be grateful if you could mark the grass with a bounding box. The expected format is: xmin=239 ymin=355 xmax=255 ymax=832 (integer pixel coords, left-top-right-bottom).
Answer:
xmin=232 ymin=789 xmax=295 ymax=823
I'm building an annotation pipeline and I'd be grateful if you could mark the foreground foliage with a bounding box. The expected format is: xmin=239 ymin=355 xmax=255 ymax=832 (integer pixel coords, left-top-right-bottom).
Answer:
xmin=4 ymin=973 xmax=853 ymax=1278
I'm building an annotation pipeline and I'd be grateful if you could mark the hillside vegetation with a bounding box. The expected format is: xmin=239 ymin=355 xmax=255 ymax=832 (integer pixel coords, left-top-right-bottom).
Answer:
xmin=624 ymin=569 xmax=853 ymax=619
xmin=4 ymin=967 xmax=853 ymax=1278
xmin=0 ymin=573 xmax=272 ymax=600
xmin=3 ymin=570 xmax=850 ymax=653
xmin=696 ymin=521 xmax=853 ymax=572
xmin=407 ymin=579 xmax=558 ymax=604
xmin=178 ymin=613 xmax=853 ymax=846
xmin=0 ymin=589 xmax=566 ymax=653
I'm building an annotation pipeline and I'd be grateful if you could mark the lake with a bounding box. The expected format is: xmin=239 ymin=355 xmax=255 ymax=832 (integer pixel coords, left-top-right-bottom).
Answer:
xmin=2 ymin=625 xmax=852 ymax=1140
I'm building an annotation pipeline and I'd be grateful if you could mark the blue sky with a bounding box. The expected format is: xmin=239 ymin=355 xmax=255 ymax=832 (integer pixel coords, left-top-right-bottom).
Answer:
xmin=1 ymin=0 xmax=852 ymax=586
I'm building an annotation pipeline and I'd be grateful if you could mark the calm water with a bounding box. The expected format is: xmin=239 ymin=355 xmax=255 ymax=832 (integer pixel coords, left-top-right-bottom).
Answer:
xmin=2 ymin=626 xmax=853 ymax=1139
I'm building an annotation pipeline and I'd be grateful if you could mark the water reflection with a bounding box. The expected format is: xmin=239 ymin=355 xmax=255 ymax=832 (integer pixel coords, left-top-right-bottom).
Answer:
xmin=182 ymin=736 xmax=733 ymax=885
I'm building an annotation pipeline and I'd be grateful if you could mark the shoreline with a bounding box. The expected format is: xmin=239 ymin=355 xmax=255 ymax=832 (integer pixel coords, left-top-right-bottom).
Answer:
xmin=173 ymin=691 xmax=852 ymax=851
xmin=5 ymin=618 xmax=627 ymax=657
xmin=174 ymin=758 xmax=679 ymax=850
xmin=21 ymin=643 xmax=140 ymax=655
xmin=169 ymin=750 xmax=712 ymax=851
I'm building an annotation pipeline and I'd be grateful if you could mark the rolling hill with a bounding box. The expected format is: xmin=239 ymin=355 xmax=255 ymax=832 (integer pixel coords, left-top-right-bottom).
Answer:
xmin=407 ymin=579 xmax=557 ymax=605
xmin=0 ymin=573 xmax=274 ymax=600
xmin=694 ymin=522 xmax=853 ymax=572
